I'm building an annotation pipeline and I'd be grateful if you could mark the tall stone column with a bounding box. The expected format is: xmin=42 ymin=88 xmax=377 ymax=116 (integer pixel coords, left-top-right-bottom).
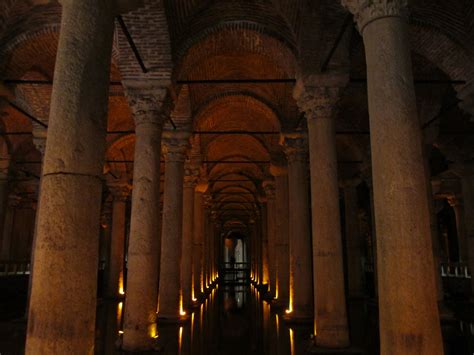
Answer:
xmin=294 ymin=77 xmax=349 ymax=345
xmin=459 ymin=163 xmax=474 ymax=294
xmin=182 ymin=165 xmax=198 ymax=308
xmin=24 ymin=0 xmax=116 ymax=353
xmin=0 ymin=157 xmax=10 ymax=256
xmin=0 ymin=195 xmax=19 ymax=259
xmin=270 ymin=163 xmax=290 ymax=306
xmin=259 ymin=201 xmax=270 ymax=288
xmin=281 ymin=134 xmax=313 ymax=321
xmin=447 ymin=196 xmax=468 ymax=262
xmin=263 ymin=181 xmax=277 ymax=297
xmin=157 ymin=131 xmax=190 ymax=321
xmin=193 ymin=181 xmax=207 ymax=300
xmin=123 ymin=87 xmax=168 ymax=351
xmin=105 ymin=182 xmax=130 ymax=298
xmin=343 ymin=183 xmax=365 ymax=298
xmin=341 ymin=1 xmax=444 ymax=353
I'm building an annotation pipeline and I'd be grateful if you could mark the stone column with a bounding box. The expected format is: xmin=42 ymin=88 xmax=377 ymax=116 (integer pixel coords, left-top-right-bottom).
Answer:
xmin=157 ymin=131 xmax=190 ymax=321
xmin=341 ymin=1 xmax=444 ymax=353
xmin=182 ymin=165 xmax=198 ymax=308
xmin=105 ymin=182 xmax=130 ymax=298
xmin=294 ymin=77 xmax=349 ymax=345
xmin=259 ymin=200 xmax=270 ymax=288
xmin=344 ymin=183 xmax=365 ymax=298
xmin=459 ymin=164 xmax=474 ymax=294
xmin=0 ymin=158 xmax=10 ymax=256
xmin=270 ymin=163 xmax=290 ymax=306
xmin=447 ymin=196 xmax=468 ymax=262
xmin=24 ymin=0 xmax=115 ymax=353
xmin=123 ymin=87 xmax=168 ymax=351
xmin=263 ymin=181 xmax=277 ymax=297
xmin=281 ymin=134 xmax=313 ymax=321
xmin=0 ymin=195 xmax=19 ymax=259
xmin=193 ymin=181 xmax=207 ymax=300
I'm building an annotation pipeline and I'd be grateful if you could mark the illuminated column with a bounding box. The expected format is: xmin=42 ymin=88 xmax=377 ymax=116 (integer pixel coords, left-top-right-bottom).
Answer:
xmin=270 ymin=163 xmax=290 ymax=306
xmin=282 ymin=133 xmax=313 ymax=321
xmin=294 ymin=77 xmax=349 ymax=345
xmin=181 ymin=165 xmax=198 ymax=308
xmin=342 ymin=1 xmax=444 ymax=353
xmin=193 ymin=181 xmax=207 ymax=300
xmin=123 ymin=87 xmax=167 ymax=350
xmin=24 ymin=0 xmax=115 ymax=353
xmin=105 ymin=182 xmax=130 ymax=298
xmin=203 ymin=193 xmax=211 ymax=289
xmin=0 ymin=156 xmax=10 ymax=256
xmin=157 ymin=131 xmax=190 ymax=321
xmin=263 ymin=181 xmax=277 ymax=297
xmin=259 ymin=200 xmax=270 ymax=288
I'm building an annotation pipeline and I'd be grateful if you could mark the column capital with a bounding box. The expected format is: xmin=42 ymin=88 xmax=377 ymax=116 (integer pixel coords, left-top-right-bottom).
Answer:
xmin=108 ymin=181 xmax=131 ymax=202
xmin=262 ymin=180 xmax=276 ymax=200
xmin=280 ymin=132 xmax=308 ymax=163
xmin=125 ymin=85 xmax=171 ymax=127
xmin=162 ymin=130 xmax=191 ymax=162
xmin=32 ymin=126 xmax=47 ymax=156
xmin=184 ymin=165 xmax=200 ymax=188
xmin=293 ymin=74 xmax=348 ymax=120
xmin=447 ymin=195 xmax=463 ymax=208
xmin=341 ymin=0 xmax=408 ymax=33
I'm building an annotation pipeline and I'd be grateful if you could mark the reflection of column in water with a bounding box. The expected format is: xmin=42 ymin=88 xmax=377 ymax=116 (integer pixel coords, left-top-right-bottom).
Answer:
xmin=289 ymin=328 xmax=295 ymax=355
xmin=263 ymin=301 xmax=271 ymax=355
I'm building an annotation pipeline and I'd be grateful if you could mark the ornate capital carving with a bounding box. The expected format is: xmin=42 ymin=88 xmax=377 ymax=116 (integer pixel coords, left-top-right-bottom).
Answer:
xmin=341 ymin=0 xmax=408 ymax=33
xmin=32 ymin=127 xmax=47 ymax=156
xmin=184 ymin=164 xmax=200 ymax=188
xmin=280 ymin=133 xmax=308 ymax=163
xmin=125 ymin=86 xmax=171 ymax=127
xmin=262 ymin=180 xmax=276 ymax=200
xmin=293 ymin=74 xmax=347 ymax=120
xmin=108 ymin=182 xmax=131 ymax=202
xmin=162 ymin=131 xmax=191 ymax=162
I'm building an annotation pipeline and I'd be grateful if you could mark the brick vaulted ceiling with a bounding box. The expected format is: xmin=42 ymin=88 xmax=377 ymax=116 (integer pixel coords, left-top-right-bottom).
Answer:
xmin=0 ymin=0 xmax=473 ymax=227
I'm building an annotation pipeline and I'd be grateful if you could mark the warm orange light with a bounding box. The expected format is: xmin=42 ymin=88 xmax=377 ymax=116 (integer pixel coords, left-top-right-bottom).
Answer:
xmin=289 ymin=328 xmax=295 ymax=355
xmin=178 ymin=326 xmax=183 ymax=354
xmin=118 ymin=330 xmax=124 ymax=335
xmin=118 ymin=272 xmax=125 ymax=295
xmin=117 ymin=301 xmax=123 ymax=323
xmin=179 ymin=294 xmax=186 ymax=317
xmin=149 ymin=323 xmax=158 ymax=339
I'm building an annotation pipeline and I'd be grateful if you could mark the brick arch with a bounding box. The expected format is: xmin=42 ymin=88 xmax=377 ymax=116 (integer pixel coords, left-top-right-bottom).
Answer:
xmin=106 ymin=134 xmax=135 ymax=174
xmin=175 ymin=25 xmax=297 ymax=81
xmin=194 ymin=94 xmax=281 ymax=133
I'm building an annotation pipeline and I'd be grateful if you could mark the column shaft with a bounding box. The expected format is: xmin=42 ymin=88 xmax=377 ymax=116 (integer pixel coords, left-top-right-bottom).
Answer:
xmin=25 ymin=0 xmax=115 ymax=352
xmin=181 ymin=173 xmax=196 ymax=308
xmin=342 ymin=2 xmax=444 ymax=353
xmin=123 ymin=89 xmax=165 ymax=350
xmin=193 ymin=190 xmax=204 ymax=299
xmin=158 ymin=135 xmax=188 ymax=320
xmin=284 ymin=136 xmax=313 ymax=319
xmin=307 ymin=108 xmax=349 ymax=346
xmin=106 ymin=197 xmax=127 ymax=298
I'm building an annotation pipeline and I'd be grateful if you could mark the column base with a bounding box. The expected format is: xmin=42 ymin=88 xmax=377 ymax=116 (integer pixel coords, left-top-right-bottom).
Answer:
xmin=308 ymin=344 xmax=364 ymax=355
xmin=156 ymin=314 xmax=190 ymax=324
xmin=282 ymin=312 xmax=312 ymax=324
xmin=270 ymin=298 xmax=288 ymax=311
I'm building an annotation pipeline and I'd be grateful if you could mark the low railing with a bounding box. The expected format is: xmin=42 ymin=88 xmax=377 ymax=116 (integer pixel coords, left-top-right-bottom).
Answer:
xmin=441 ymin=262 xmax=471 ymax=279
xmin=0 ymin=260 xmax=30 ymax=276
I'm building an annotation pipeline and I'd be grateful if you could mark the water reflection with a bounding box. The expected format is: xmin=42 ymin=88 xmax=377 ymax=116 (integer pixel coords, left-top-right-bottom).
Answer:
xmin=96 ymin=283 xmax=316 ymax=355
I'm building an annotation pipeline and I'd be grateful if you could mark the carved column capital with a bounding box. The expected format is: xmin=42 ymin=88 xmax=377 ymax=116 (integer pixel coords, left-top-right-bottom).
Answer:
xmin=293 ymin=74 xmax=347 ymax=120
xmin=262 ymin=180 xmax=276 ymax=200
xmin=108 ymin=181 xmax=131 ymax=202
xmin=162 ymin=131 xmax=191 ymax=162
xmin=280 ymin=132 xmax=308 ymax=163
xmin=184 ymin=164 xmax=200 ymax=188
xmin=341 ymin=0 xmax=408 ymax=33
xmin=32 ymin=125 xmax=47 ymax=156
xmin=125 ymin=86 xmax=171 ymax=127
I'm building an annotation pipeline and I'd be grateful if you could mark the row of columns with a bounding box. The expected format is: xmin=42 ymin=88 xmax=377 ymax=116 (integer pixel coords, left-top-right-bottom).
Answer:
xmin=22 ymin=1 xmax=465 ymax=355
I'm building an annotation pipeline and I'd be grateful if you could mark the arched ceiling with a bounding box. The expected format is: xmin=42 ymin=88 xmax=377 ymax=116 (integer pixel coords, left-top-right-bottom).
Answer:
xmin=0 ymin=0 xmax=472 ymax=227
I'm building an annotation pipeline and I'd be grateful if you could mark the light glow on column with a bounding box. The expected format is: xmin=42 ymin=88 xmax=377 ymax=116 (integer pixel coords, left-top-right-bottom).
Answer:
xmin=180 ymin=294 xmax=186 ymax=316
